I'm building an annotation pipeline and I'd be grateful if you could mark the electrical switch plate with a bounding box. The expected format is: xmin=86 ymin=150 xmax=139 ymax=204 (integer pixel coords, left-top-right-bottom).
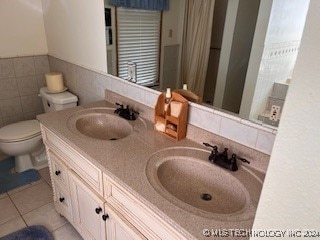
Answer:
xmin=127 ymin=62 xmax=136 ymax=82
xmin=269 ymin=105 xmax=281 ymax=121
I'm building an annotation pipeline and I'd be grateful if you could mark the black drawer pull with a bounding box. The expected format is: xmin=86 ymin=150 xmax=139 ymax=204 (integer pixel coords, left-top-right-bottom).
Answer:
xmin=95 ymin=207 xmax=102 ymax=214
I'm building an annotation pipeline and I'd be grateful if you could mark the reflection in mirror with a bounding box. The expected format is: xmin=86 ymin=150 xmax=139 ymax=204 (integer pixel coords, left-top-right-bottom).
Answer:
xmin=105 ymin=0 xmax=310 ymax=128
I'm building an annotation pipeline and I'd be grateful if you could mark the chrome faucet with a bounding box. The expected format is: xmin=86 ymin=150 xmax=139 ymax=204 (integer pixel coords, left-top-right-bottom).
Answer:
xmin=203 ymin=143 xmax=250 ymax=171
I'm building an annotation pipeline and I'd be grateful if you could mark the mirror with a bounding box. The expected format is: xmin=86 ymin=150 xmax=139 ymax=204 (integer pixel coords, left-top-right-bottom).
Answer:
xmin=104 ymin=0 xmax=310 ymax=128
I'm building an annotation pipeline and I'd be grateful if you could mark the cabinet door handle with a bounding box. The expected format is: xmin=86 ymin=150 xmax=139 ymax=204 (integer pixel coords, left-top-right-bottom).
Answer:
xmin=59 ymin=197 xmax=65 ymax=202
xmin=55 ymin=170 xmax=61 ymax=176
xmin=102 ymin=214 xmax=109 ymax=221
xmin=95 ymin=207 xmax=102 ymax=214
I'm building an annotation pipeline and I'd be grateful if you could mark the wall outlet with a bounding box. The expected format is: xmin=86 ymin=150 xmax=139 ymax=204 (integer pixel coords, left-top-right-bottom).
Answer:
xmin=269 ymin=105 xmax=281 ymax=121
xmin=127 ymin=61 xmax=136 ymax=82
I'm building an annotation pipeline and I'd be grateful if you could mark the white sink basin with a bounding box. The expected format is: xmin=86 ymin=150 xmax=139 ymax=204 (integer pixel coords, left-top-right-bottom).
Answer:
xmin=146 ymin=147 xmax=264 ymax=221
xmin=67 ymin=107 xmax=146 ymax=141
xmin=75 ymin=113 xmax=132 ymax=140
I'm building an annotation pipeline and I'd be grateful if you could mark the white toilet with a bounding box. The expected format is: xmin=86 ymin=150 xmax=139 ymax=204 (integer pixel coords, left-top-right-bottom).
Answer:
xmin=0 ymin=87 xmax=78 ymax=172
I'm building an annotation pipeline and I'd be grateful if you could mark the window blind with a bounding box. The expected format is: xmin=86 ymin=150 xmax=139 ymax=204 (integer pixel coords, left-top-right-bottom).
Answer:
xmin=117 ymin=8 xmax=160 ymax=86
xmin=109 ymin=0 xmax=169 ymax=11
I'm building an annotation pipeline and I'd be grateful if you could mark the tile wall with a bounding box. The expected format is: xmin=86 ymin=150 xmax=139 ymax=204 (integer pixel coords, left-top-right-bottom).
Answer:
xmin=104 ymin=89 xmax=270 ymax=172
xmin=251 ymin=40 xmax=300 ymax=119
xmin=48 ymin=56 xmax=276 ymax=155
xmin=48 ymin=57 xmax=107 ymax=106
xmin=0 ymin=56 xmax=49 ymax=127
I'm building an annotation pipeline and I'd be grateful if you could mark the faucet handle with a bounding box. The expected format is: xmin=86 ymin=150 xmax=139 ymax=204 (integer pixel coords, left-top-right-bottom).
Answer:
xmin=232 ymin=154 xmax=250 ymax=164
xmin=115 ymin=102 xmax=124 ymax=108
xmin=128 ymin=107 xmax=139 ymax=120
xmin=222 ymin=148 xmax=228 ymax=156
xmin=203 ymin=142 xmax=218 ymax=153
xmin=203 ymin=142 xmax=216 ymax=149
xmin=230 ymin=154 xmax=238 ymax=171
xmin=114 ymin=103 xmax=124 ymax=114
xmin=238 ymin=157 xmax=250 ymax=164
xmin=203 ymin=143 xmax=218 ymax=162
xmin=131 ymin=108 xmax=140 ymax=115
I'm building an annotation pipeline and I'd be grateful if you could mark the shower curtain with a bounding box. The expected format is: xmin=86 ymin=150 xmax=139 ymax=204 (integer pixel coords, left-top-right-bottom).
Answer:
xmin=179 ymin=0 xmax=215 ymax=97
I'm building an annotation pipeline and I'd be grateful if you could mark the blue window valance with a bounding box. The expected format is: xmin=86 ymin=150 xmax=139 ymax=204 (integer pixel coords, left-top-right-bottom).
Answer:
xmin=109 ymin=0 xmax=169 ymax=11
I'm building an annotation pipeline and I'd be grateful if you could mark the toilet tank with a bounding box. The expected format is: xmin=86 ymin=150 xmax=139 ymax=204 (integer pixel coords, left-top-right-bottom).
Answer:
xmin=39 ymin=87 xmax=78 ymax=113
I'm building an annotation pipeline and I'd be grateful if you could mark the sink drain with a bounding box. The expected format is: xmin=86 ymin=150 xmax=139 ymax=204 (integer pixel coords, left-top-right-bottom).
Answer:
xmin=201 ymin=193 xmax=212 ymax=201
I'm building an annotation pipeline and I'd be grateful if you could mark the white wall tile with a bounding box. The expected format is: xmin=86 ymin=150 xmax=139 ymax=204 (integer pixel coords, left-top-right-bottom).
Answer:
xmin=0 ymin=78 xmax=20 ymax=99
xmin=110 ymin=78 xmax=128 ymax=96
xmin=20 ymin=94 xmax=43 ymax=114
xmin=74 ymin=67 xmax=94 ymax=94
xmin=90 ymin=72 xmax=110 ymax=98
xmin=144 ymin=90 xmax=160 ymax=108
xmin=219 ymin=117 xmax=259 ymax=148
xmin=0 ymin=59 xmax=15 ymax=79
xmin=77 ymin=90 xmax=102 ymax=106
xmin=12 ymin=57 xmax=35 ymax=77
xmin=189 ymin=105 xmax=221 ymax=134
xmin=47 ymin=57 xmax=276 ymax=155
xmin=127 ymin=83 xmax=146 ymax=104
xmin=16 ymin=76 xmax=39 ymax=96
xmin=0 ymin=97 xmax=23 ymax=119
xmin=33 ymin=55 xmax=50 ymax=75
xmin=255 ymin=130 xmax=276 ymax=154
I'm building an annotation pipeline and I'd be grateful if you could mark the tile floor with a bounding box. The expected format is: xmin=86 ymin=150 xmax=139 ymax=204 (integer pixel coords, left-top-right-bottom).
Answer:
xmin=0 ymin=164 xmax=83 ymax=240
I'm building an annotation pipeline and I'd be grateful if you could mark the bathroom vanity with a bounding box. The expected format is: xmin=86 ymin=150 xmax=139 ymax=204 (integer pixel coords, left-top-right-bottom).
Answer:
xmin=38 ymin=100 xmax=265 ymax=240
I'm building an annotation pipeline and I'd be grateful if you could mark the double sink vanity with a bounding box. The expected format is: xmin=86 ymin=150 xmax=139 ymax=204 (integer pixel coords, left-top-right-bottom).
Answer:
xmin=37 ymin=100 xmax=265 ymax=240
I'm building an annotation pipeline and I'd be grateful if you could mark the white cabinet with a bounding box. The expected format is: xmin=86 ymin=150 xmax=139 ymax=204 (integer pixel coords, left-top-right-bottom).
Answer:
xmin=104 ymin=175 xmax=186 ymax=240
xmin=105 ymin=204 xmax=147 ymax=240
xmin=42 ymin=125 xmax=182 ymax=240
xmin=68 ymin=169 xmax=146 ymax=240
xmin=47 ymin=150 xmax=73 ymax=223
xmin=54 ymin=182 xmax=73 ymax=222
xmin=69 ymin=170 xmax=106 ymax=240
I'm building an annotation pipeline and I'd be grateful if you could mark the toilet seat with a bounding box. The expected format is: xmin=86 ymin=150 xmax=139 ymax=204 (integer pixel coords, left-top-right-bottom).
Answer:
xmin=0 ymin=120 xmax=41 ymax=143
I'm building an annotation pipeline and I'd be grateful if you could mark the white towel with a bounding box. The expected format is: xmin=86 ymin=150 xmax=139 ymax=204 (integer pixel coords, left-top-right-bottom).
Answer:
xmin=155 ymin=121 xmax=166 ymax=132
xmin=170 ymin=101 xmax=182 ymax=118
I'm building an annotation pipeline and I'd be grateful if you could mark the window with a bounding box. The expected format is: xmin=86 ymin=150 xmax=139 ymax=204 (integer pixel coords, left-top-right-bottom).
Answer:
xmin=117 ymin=8 xmax=161 ymax=86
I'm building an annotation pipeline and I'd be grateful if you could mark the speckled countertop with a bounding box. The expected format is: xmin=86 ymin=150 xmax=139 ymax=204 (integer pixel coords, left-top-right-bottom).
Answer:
xmin=37 ymin=101 xmax=265 ymax=240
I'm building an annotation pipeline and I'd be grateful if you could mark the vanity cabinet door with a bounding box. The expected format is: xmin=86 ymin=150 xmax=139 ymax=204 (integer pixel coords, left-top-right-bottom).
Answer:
xmin=69 ymin=170 xmax=106 ymax=240
xmin=105 ymin=203 xmax=146 ymax=240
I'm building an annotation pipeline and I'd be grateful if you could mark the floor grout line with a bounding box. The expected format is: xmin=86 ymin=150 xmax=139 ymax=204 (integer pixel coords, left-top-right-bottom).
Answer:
xmin=20 ymin=200 xmax=54 ymax=216
xmin=0 ymin=167 xmax=76 ymax=237
xmin=7 ymin=194 xmax=22 ymax=218
xmin=5 ymin=169 xmax=53 ymax=216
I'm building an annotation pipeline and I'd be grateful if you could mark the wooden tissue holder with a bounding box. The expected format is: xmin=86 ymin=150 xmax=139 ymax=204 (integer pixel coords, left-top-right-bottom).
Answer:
xmin=154 ymin=92 xmax=188 ymax=140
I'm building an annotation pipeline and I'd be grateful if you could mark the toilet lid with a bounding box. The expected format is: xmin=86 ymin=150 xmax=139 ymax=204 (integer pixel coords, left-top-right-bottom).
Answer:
xmin=0 ymin=120 xmax=41 ymax=142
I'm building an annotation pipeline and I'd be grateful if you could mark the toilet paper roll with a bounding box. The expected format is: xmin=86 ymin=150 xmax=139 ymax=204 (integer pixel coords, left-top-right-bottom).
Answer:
xmin=45 ymin=72 xmax=64 ymax=92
